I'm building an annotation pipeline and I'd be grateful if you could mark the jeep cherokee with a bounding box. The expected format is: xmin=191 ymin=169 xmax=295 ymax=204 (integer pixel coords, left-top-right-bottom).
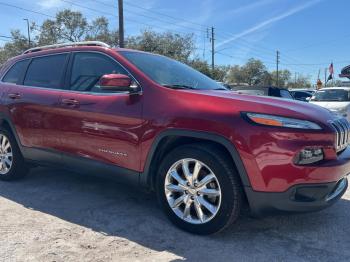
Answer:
xmin=0 ymin=41 xmax=348 ymax=235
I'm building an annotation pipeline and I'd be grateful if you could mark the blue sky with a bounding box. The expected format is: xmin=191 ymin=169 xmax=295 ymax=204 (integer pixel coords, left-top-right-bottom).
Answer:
xmin=0 ymin=0 xmax=348 ymax=83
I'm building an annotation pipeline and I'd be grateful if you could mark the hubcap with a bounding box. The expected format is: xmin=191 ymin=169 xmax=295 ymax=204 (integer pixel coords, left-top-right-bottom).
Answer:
xmin=164 ymin=158 xmax=222 ymax=224
xmin=0 ymin=134 xmax=13 ymax=175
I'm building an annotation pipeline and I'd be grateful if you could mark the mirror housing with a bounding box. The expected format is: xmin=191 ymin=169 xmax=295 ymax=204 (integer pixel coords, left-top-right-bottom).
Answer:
xmin=99 ymin=74 xmax=140 ymax=93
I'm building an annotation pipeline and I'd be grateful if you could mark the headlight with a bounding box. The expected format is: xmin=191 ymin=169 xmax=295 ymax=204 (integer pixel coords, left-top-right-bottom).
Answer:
xmin=243 ymin=112 xmax=322 ymax=130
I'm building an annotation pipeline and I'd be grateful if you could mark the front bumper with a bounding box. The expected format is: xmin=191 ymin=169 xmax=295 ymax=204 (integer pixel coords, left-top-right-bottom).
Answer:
xmin=246 ymin=176 xmax=348 ymax=216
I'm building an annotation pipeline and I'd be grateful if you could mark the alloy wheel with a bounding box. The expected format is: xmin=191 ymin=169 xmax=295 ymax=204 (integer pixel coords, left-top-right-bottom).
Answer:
xmin=164 ymin=158 xmax=222 ymax=224
xmin=0 ymin=134 xmax=13 ymax=175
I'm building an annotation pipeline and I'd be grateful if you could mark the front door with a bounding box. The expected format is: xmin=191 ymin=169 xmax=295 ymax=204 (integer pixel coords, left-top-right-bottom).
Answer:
xmin=58 ymin=52 xmax=143 ymax=171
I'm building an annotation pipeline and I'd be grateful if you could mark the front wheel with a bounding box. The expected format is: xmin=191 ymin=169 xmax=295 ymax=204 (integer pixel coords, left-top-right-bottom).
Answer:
xmin=156 ymin=144 xmax=243 ymax=235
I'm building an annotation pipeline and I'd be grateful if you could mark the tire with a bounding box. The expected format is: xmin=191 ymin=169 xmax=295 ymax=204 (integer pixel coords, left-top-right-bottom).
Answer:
xmin=0 ymin=126 xmax=29 ymax=181
xmin=156 ymin=143 xmax=243 ymax=235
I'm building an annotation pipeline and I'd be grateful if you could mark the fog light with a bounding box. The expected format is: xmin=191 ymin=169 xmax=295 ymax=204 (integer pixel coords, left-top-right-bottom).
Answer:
xmin=295 ymin=148 xmax=324 ymax=165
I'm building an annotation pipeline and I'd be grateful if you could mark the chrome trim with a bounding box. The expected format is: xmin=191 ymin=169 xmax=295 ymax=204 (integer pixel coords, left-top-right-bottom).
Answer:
xmin=23 ymin=41 xmax=110 ymax=54
xmin=1 ymin=50 xmax=143 ymax=96
xmin=331 ymin=118 xmax=350 ymax=152
xmin=0 ymin=52 xmax=70 ymax=83
xmin=326 ymin=178 xmax=347 ymax=201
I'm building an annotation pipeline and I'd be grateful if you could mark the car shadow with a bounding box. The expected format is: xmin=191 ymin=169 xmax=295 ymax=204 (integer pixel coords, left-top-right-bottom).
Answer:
xmin=0 ymin=167 xmax=350 ymax=261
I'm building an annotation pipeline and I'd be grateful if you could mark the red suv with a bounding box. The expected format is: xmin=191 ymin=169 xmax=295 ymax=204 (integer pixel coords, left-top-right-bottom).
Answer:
xmin=0 ymin=42 xmax=348 ymax=234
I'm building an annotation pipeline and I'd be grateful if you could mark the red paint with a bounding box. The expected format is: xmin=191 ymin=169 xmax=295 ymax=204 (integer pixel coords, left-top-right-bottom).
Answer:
xmin=99 ymin=74 xmax=131 ymax=88
xmin=1 ymin=46 xmax=349 ymax=193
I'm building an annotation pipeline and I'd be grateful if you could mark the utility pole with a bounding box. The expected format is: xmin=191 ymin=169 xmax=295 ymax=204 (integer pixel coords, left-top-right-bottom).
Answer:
xmin=118 ymin=0 xmax=124 ymax=48
xmin=324 ymin=68 xmax=327 ymax=87
xmin=276 ymin=50 xmax=280 ymax=87
xmin=210 ymin=27 xmax=215 ymax=72
xmin=23 ymin=19 xmax=30 ymax=48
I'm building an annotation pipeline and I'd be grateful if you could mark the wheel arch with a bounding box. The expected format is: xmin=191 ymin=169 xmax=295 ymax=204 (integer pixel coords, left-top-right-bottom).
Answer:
xmin=141 ymin=129 xmax=251 ymax=190
xmin=0 ymin=114 xmax=24 ymax=153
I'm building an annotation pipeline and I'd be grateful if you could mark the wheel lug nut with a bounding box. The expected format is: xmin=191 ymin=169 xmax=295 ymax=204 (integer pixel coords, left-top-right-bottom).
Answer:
xmin=194 ymin=183 xmax=198 ymax=187
xmin=197 ymin=192 xmax=200 ymax=196
xmin=187 ymin=182 xmax=190 ymax=187
xmin=190 ymin=196 xmax=195 ymax=200
xmin=185 ymin=190 xmax=188 ymax=194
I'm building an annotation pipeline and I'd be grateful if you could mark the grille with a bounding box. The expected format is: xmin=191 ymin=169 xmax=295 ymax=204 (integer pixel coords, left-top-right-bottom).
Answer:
xmin=331 ymin=118 xmax=350 ymax=152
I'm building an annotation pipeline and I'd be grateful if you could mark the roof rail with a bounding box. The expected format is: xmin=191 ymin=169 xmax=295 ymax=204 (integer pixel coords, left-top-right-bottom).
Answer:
xmin=23 ymin=41 xmax=111 ymax=54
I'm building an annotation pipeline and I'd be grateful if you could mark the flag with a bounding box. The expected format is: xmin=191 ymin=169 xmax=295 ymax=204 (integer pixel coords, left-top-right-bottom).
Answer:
xmin=326 ymin=63 xmax=334 ymax=83
xmin=329 ymin=63 xmax=334 ymax=75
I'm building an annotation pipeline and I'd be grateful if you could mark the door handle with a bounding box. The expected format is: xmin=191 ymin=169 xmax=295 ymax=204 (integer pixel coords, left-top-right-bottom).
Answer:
xmin=61 ymin=98 xmax=80 ymax=107
xmin=8 ymin=93 xmax=21 ymax=100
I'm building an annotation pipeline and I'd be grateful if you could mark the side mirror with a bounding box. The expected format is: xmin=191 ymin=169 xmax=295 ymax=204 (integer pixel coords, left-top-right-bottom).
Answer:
xmin=99 ymin=74 xmax=140 ymax=93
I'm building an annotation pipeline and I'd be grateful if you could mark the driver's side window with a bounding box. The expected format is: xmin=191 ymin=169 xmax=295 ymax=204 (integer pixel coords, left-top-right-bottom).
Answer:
xmin=70 ymin=52 xmax=128 ymax=93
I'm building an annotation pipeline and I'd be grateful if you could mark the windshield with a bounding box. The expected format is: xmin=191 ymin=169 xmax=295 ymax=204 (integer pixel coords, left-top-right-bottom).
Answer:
xmin=311 ymin=89 xmax=350 ymax=102
xmin=120 ymin=51 xmax=226 ymax=90
xmin=280 ymin=89 xmax=293 ymax=99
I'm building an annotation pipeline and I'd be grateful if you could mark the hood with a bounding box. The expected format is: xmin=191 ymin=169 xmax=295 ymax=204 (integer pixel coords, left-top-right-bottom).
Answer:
xmin=189 ymin=90 xmax=336 ymax=125
xmin=309 ymin=101 xmax=350 ymax=112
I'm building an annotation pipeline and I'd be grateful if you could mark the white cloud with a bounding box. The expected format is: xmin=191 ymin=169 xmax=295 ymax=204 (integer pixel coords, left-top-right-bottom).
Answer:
xmin=226 ymin=0 xmax=276 ymax=16
xmin=38 ymin=0 xmax=63 ymax=9
xmin=217 ymin=0 xmax=323 ymax=49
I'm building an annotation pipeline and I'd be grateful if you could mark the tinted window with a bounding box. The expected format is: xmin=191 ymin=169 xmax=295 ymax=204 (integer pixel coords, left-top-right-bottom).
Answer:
xmin=70 ymin=52 xmax=127 ymax=92
xmin=2 ymin=60 xmax=29 ymax=84
xmin=280 ymin=90 xmax=293 ymax=99
xmin=24 ymin=54 xmax=68 ymax=89
xmin=120 ymin=51 xmax=225 ymax=90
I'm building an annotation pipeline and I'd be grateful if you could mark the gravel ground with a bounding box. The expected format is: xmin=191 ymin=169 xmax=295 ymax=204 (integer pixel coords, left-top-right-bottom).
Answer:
xmin=0 ymin=167 xmax=349 ymax=262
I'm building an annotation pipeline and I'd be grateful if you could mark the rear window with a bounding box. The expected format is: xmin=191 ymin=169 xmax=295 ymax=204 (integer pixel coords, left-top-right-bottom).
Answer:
xmin=2 ymin=60 xmax=29 ymax=84
xmin=24 ymin=54 xmax=68 ymax=89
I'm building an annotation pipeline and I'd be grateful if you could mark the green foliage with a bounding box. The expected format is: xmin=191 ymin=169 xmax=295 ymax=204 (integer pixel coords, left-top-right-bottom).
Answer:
xmin=127 ymin=30 xmax=195 ymax=62
xmin=226 ymin=59 xmax=271 ymax=86
xmin=0 ymin=8 xmax=312 ymax=88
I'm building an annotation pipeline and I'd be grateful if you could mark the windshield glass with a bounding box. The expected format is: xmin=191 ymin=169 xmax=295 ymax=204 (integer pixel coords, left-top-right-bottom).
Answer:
xmin=120 ymin=51 xmax=225 ymax=90
xmin=311 ymin=89 xmax=350 ymax=101
xmin=280 ymin=89 xmax=293 ymax=99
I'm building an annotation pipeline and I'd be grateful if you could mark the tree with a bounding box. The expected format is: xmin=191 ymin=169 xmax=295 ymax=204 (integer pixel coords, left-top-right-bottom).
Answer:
xmin=187 ymin=58 xmax=211 ymax=77
xmin=85 ymin=17 xmax=118 ymax=46
xmin=226 ymin=65 xmax=245 ymax=84
xmin=0 ymin=30 xmax=28 ymax=64
xmin=241 ymin=59 xmax=269 ymax=86
xmin=271 ymin=69 xmax=291 ymax=87
xmin=36 ymin=9 xmax=87 ymax=44
xmin=286 ymin=74 xmax=312 ymax=88
xmin=127 ymin=30 xmax=195 ymax=62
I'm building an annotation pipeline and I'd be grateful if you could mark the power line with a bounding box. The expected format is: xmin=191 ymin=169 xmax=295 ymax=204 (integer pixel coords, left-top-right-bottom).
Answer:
xmin=123 ymin=0 xmax=209 ymax=28
xmin=0 ymin=35 xmax=13 ymax=39
xmin=91 ymin=0 xmax=207 ymax=34
xmin=0 ymin=2 xmax=55 ymax=18
xmin=61 ymin=0 xmax=201 ymax=37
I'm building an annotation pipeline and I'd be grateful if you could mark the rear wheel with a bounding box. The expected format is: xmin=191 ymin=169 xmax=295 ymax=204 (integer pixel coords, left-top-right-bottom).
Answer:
xmin=156 ymin=144 xmax=243 ymax=235
xmin=0 ymin=127 xmax=29 ymax=181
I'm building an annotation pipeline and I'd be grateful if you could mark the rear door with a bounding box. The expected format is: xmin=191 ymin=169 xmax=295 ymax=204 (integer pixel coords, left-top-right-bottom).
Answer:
xmin=58 ymin=51 xmax=143 ymax=171
xmin=4 ymin=53 xmax=69 ymax=162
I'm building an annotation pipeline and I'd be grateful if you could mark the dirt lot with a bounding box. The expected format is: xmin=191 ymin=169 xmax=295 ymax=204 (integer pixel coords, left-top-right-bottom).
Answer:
xmin=0 ymin=168 xmax=349 ymax=262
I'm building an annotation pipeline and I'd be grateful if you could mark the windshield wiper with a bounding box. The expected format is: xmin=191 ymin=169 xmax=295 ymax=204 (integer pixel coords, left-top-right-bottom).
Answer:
xmin=162 ymin=84 xmax=196 ymax=90
xmin=214 ymin=87 xmax=228 ymax=90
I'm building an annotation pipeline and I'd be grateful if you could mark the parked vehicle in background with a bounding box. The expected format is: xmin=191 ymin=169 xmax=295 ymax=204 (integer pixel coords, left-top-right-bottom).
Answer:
xmin=0 ymin=42 xmax=348 ymax=235
xmin=310 ymin=87 xmax=350 ymax=121
xmin=290 ymin=90 xmax=313 ymax=102
xmin=231 ymin=86 xmax=294 ymax=100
